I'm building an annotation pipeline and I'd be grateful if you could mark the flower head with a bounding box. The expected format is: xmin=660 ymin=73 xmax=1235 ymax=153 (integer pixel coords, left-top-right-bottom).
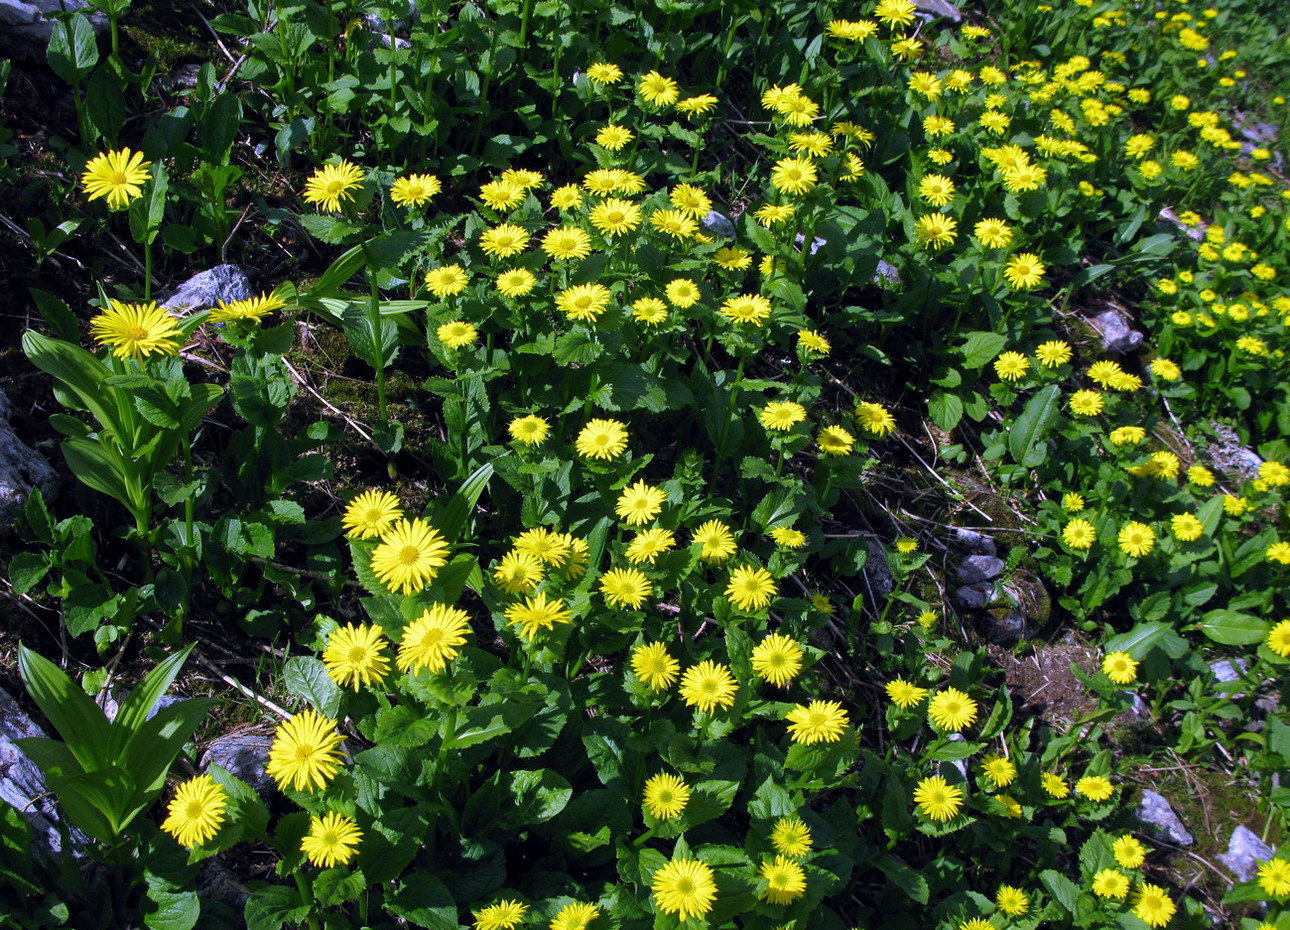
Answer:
xmin=760 ymin=401 xmax=808 ymax=431
xmin=996 ymin=885 xmax=1029 ymax=917
xmin=81 ymin=148 xmax=152 ymax=209
xmin=1004 ymin=253 xmax=1046 ymax=290
xmin=726 ymin=565 xmax=777 ymax=612
xmin=631 ymin=642 xmax=678 ymax=690
xmin=161 ymin=775 xmax=227 ymax=848
xmin=371 ymin=518 xmax=450 ymax=594
xmin=1042 ymin=773 xmax=1069 ymax=798
xmin=397 ymin=604 xmax=471 ymax=674
xmin=496 ymin=268 xmax=538 ymax=298
xmin=509 ymin=414 xmax=549 ymax=446
xmin=1117 ymin=521 xmax=1156 ymax=558
xmin=1102 ymin=651 xmax=1138 ymax=684
xmin=1091 ymin=868 xmax=1130 ymax=898
xmin=424 ymin=265 xmax=469 ymax=298
xmin=1062 ymin=519 xmax=1096 ymax=550
xmin=719 ymin=294 xmax=773 ymax=326
xmin=918 ymin=174 xmax=956 ymax=207
xmin=505 ymin=591 xmax=573 ymax=641
xmin=913 ymin=775 xmax=964 ymax=821
xmin=1257 ymin=858 xmax=1290 ymax=898
xmin=1036 ymin=340 xmax=1072 ymax=367
xmin=1267 ymin=619 xmax=1290 ymax=658
xmin=626 ymin=528 xmax=676 ymax=564
xmin=1075 ymin=774 xmax=1114 ymax=801
xmin=437 ymin=320 xmax=478 ymax=348
xmin=557 ymin=283 xmax=613 ymax=322
xmin=855 ymin=401 xmax=896 ymax=436
xmin=266 ymin=709 xmax=345 ymax=792
xmin=542 ymin=226 xmax=594 ymax=261
xmin=914 ymin=213 xmax=958 ymax=249
xmin=994 ymin=351 xmax=1030 ymax=381
xmin=760 ymin=856 xmax=807 ymax=905
xmin=679 ymin=660 xmax=739 ymax=713
xmin=751 ymin=633 xmax=804 ymax=687
xmin=770 ymin=817 xmax=813 ymax=857
xmin=1069 ymin=390 xmax=1105 ymax=416
xmin=575 ymin=419 xmax=628 ymax=460
xmin=643 ymin=774 xmax=690 ymax=819
xmin=492 ymin=550 xmax=544 ymax=595
xmin=786 ymin=700 xmax=849 ymax=744
xmin=771 ymin=157 xmax=818 ymax=196
xmin=974 ymin=218 xmax=1013 ymax=249
xmin=550 ymin=903 xmax=599 ymax=930
xmin=595 ymin=124 xmax=634 ymax=152
xmin=1112 ymin=834 xmax=1146 ymax=868
xmin=210 ymin=292 xmax=287 ymax=324
xmin=89 ymin=301 xmax=183 ymax=361
xmin=303 ymin=160 xmax=365 ymax=212
xmin=692 ymin=521 xmax=737 ymax=562
xmin=928 ymin=687 xmax=979 ymax=731
xmin=886 ymin=679 xmax=928 ymax=708
xmin=601 ymin=567 xmax=652 ymax=610
xmin=301 ymin=811 xmax=362 ymax=868
xmin=323 ymin=623 xmax=390 ymax=690
xmin=639 ymin=71 xmax=680 ymax=107
xmin=586 ymin=62 xmax=623 ymax=84
xmin=981 ymin=755 xmax=1017 ymax=788
xmin=652 ymin=858 xmax=716 ymax=921
xmin=390 ymin=173 xmax=441 ymax=207
xmin=475 ymin=900 xmax=529 ymax=930
xmin=588 ymin=198 xmax=642 ymax=237
xmin=1133 ymin=884 xmax=1175 ymax=927
xmin=818 ymin=425 xmax=855 ymax=456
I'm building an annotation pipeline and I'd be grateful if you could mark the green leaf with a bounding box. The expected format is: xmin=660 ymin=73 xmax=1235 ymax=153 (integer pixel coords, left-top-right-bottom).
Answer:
xmin=385 ymin=872 xmax=458 ymax=930
xmin=244 ymin=884 xmax=311 ymax=930
xmin=960 ymin=331 xmax=1007 ymax=369
xmin=282 ymin=657 xmax=343 ymax=718
xmin=21 ymin=331 xmax=129 ymax=441
xmin=123 ymin=698 xmax=218 ymax=798
xmin=1103 ymin=622 xmax=1188 ymax=659
xmin=47 ymin=14 xmax=98 ymax=84
xmin=17 ymin=644 xmax=110 ymax=770
xmin=143 ymin=876 xmax=200 ymax=930
xmin=875 ymin=856 xmax=928 ymax=904
xmin=1196 ymin=610 xmax=1267 ymax=646
xmin=1008 ymin=384 xmax=1061 ymax=467
xmin=435 ymin=463 xmax=492 ymax=543
xmin=313 ymin=868 xmax=367 ymax=907
xmin=62 ymin=437 xmax=138 ymax=516
xmin=504 ymin=769 xmax=572 ymax=826
xmin=110 ymin=644 xmax=195 ymax=759
xmin=8 ymin=552 xmax=50 ymax=596
xmin=928 ymin=391 xmax=964 ymax=431
xmin=1040 ymin=868 xmax=1080 ymax=913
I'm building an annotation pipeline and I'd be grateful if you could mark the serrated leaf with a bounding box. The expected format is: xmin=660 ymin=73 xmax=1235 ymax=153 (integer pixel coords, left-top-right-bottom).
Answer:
xmin=282 ymin=657 xmax=342 ymax=718
xmin=1008 ymin=384 xmax=1061 ymax=467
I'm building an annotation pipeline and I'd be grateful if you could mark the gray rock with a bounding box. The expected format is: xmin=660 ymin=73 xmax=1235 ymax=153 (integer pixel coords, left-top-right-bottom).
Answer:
xmin=1209 ymin=658 xmax=1248 ymax=683
xmin=862 ymin=539 xmax=893 ymax=599
xmin=914 ymin=0 xmax=961 ymax=21
xmin=0 ymin=387 xmax=59 ymax=532
xmin=938 ymin=733 xmax=969 ymax=779
xmin=162 ymin=264 xmax=252 ymax=314
xmin=1115 ymin=691 xmax=1151 ymax=725
xmin=197 ymin=859 xmax=250 ymax=912
xmin=950 ymin=528 xmax=996 ymax=556
xmin=1087 ymin=308 xmax=1144 ymax=355
xmin=0 ymin=686 xmax=87 ymax=860
xmin=1231 ymin=113 xmax=1277 ymax=146
xmin=1218 ymin=826 xmax=1273 ymax=883
xmin=983 ymin=607 xmax=1026 ymax=644
xmin=700 ymin=210 xmax=736 ymax=240
xmin=954 ymin=583 xmax=992 ymax=610
xmin=1135 ymin=790 xmax=1194 ymax=846
xmin=793 ymin=233 xmax=827 ymax=256
xmin=1208 ymin=423 xmax=1262 ymax=481
xmin=872 ymin=259 xmax=901 ymax=286
xmin=1158 ymin=206 xmax=1205 ymax=242
xmin=97 ymin=688 xmax=183 ymax=723
xmin=0 ymin=0 xmax=107 ymax=63
xmin=201 ymin=731 xmax=274 ymax=795
xmin=957 ymin=555 xmax=1005 ymax=584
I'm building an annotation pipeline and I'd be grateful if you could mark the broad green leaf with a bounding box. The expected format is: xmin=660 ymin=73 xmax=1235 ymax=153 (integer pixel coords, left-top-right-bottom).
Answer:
xmin=1196 ymin=609 xmax=1267 ymax=646
xmin=282 ymin=657 xmax=343 ymax=718
xmin=960 ymin=331 xmax=1007 ymax=369
xmin=110 ymin=644 xmax=195 ymax=760
xmin=1008 ymin=384 xmax=1061 ymax=467
xmin=22 ymin=331 xmax=131 ymax=442
xmin=928 ymin=390 xmax=964 ymax=431
xmin=435 ymin=463 xmax=493 ymax=543
xmin=17 ymin=644 xmax=110 ymax=770
xmin=62 ymin=437 xmax=139 ymax=517
xmin=47 ymin=14 xmax=98 ymax=84
xmin=1103 ymin=622 xmax=1188 ymax=659
xmin=1040 ymin=868 xmax=1080 ymax=913
xmin=123 ymin=698 xmax=218 ymax=798
xmin=875 ymin=856 xmax=929 ymax=904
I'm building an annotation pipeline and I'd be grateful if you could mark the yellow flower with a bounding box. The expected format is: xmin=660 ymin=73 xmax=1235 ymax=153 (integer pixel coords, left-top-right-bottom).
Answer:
xmin=1257 ymin=857 xmax=1290 ymax=897
xmin=616 ymin=480 xmax=666 ymax=526
xmin=996 ymin=885 xmax=1029 ymax=917
xmin=759 ymin=856 xmax=807 ymax=905
xmin=1112 ymin=834 xmax=1146 ymax=868
xmin=505 ymin=591 xmax=573 ymax=640
xmin=1062 ymin=492 xmax=1085 ymax=512
xmin=1102 ymin=651 xmax=1138 ymax=684
xmin=914 ymin=213 xmax=958 ymax=249
xmin=719 ymin=294 xmax=773 ymax=326
xmin=754 ymin=203 xmax=795 ymax=226
xmin=643 ymin=774 xmax=690 ymax=819
xmin=679 ymin=660 xmax=738 ymax=713
xmin=479 ymin=223 xmax=530 ymax=258
xmin=676 ymin=94 xmax=719 ymax=116
xmin=885 ymin=679 xmax=928 ymax=708
xmin=210 ymin=292 xmax=287 ymax=323
xmin=588 ymin=198 xmax=642 ymax=237
xmin=1170 ymin=513 xmax=1203 ymax=542
xmin=479 ymin=180 xmax=525 ymax=211
xmin=797 ymin=329 xmax=831 ymax=354
xmin=630 ymin=642 xmax=678 ymax=689
xmin=586 ymin=62 xmax=623 ymax=84
xmin=550 ymin=185 xmax=584 ymax=210
xmin=713 ymin=247 xmax=753 ymax=271
xmin=631 ymin=297 xmax=669 ymax=326
xmin=665 ymin=278 xmax=701 ymax=308
xmin=1004 ymin=253 xmax=1046 ymax=290
xmin=652 ymin=858 xmax=716 ymax=921
xmin=595 ymin=124 xmax=634 ymax=151
xmin=424 ymin=265 xmax=469 ymax=297
xmin=1133 ymin=884 xmax=1175 ymax=927
xmin=81 ymin=147 xmax=152 ymax=209
xmin=817 ymin=425 xmax=855 ymax=456
xmin=301 ymin=811 xmax=362 ymax=868
xmin=474 ymin=901 xmax=529 ymax=930
xmin=495 ymin=268 xmax=537 ymax=298
xmin=549 ymin=903 xmax=599 ymax=930
xmin=1259 ymin=461 xmax=1290 ymax=486
xmin=770 ymin=526 xmax=807 ymax=549
xmin=397 ymin=604 xmax=471 ymax=674
xmin=575 ymin=419 xmax=628 ymax=460
xmin=692 ymin=520 xmax=737 ymax=562
xmin=1042 ymin=773 xmax=1069 ymax=798
xmin=670 ymin=183 xmax=712 ymax=218
xmin=751 ymin=632 xmax=804 ymax=687
xmin=161 ymin=775 xmax=227 ymax=848
xmin=918 ymin=174 xmax=955 ymax=207
xmin=508 ymin=414 xmax=549 ymax=446
xmin=1117 ymin=521 xmax=1156 ymax=558
xmin=625 ymin=527 xmax=675 ymax=564
xmin=928 ymin=687 xmax=978 ymax=731
xmin=639 ymin=70 xmax=679 ymax=107
xmin=974 ymin=218 xmax=1013 ymax=249
xmin=994 ymin=351 xmax=1030 ymax=381
xmin=649 ymin=208 xmax=698 ymax=240
xmin=1075 ymin=774 xmax=1114 ymax=801
xmin=770 ymin=817 xmax=813 ymax=857
xmin=542 ymin=226 xmax=594 ymax=261
xmin=342 ymin=489 xmax=404 ymax=539
xmin=874 ymin=0 xmax=916 ymax=28
xmin=322 ymin=623 xmax=391 ymax=690
xmin=1069 ymin=390 xmax=1104 ymax=416
xmin=302 ymin=160 xmax=365 ymax=212
xmin=437 ymin=320 xmax=478 ymax=348
xmin=1267 ymin=619 xmax=1290 ymax=658
xmin=1061 ymin=519 xmax=1096 ymax=553
xmin=855 ymin=401 xmax=896 ymax=435
xmin=266 ymin=709 xmax=345 ymax=792
xmin=556 ymin=283 xmax=613 ymax=322
xmin=786 ymin=700 xmax=849 ymax=744
xmin=1109 ymin=426 xmax=1146 ymax=446
xmin=89 ymin=300 xmax=182 ymax=361
xmin=1091 ymin=869 xmax=1130 ymax=898
xmin=370 ymin=518 xmax=450 ymax=594
xmin=726 ymin=565 xmax=776 ymax=611
xmin=492 ymin=549 xmax=543 ymax=595
xmin=913 ymin=775 xmax=963 ymax=821
xmin=771 ymin=157 xmax=818 ymax=195
xmin=390 ymin=173 xmax=441 ymax=207
xmin=981 ymin=754 xmax=1017 ymax=787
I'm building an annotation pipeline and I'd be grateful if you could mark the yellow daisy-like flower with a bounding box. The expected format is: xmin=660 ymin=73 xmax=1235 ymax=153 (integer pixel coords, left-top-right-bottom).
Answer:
xmin=981 ymin=754 xmax=1017 ymax=788
xmin=855 ymin=401 xmax=896 ymax=436
xmin=1108 ymin=425 xmax=1147 ymax=446
xmin=1133 ymin=884 xmax=1175 ymax=927
xmin=370 ymin=518 xmax=450 ymax=594
xmin=771 ymin=157 xmax=818 ymax=196
xmin=789 ymin=130 xmax=833 ymax=156
xmin=631 ymin=297 xmax=669 ymax=326
xmin=1091 ymin=868 xmax=1130 ymax=898
xmin=1075 ymin=774 xmax=1114 ymax=801
xmin=914 ymin=213 xmax=958 ymax=249
xmin=1257 ymin=858 xmax=1290 ymax=898
xmin=1004 ymin=253 xmax=1046 ymax=290
xmin=437 ymin=320 xmax=478 ymax=348
xmin=797 ymin=329 xmax=831 ymax=355
xmin=894 ymin=537 xmax=918 ymax=554
xmin=556 ymin=283 xmax=613 ymax=322
xmin=786 ymin=700 xmax=849 ymax=744
xmin=322 ymin=623 xmax=391 ymax=690
xmin=720 ymin=293 xmax=773 ymax=326
xmin=626 ymin=527 xmax=675 ymax=564
xmin=550 ymin=185 xmax=584 ymax=210
xmin=500 ymin=169 xmax=543 ymax=190
xmin=670 ymin=184 xmax=712 ymax=218
xmin=750 ymin=632 xmax=803 ymax=687
xmin=595 ymin=124 xmax=634 ymax=152
xmin=639 ymin=70 xmax=680 ymax=107
xmin=1001 ymin=163 xmax=1047 ymax=192
xmin=1117 ymin=521 xmax=1155 ymax=558
xmin=492 ymin=549 xmax=544 ymax=595
xmin=996 ymin=885 xmax=1029 ymax=917
xmin=974 ymin=218 xmax=1013 ymax=249
xmin=679 ymin=660 xmax=739 ymax=713
xmin=713 ymin=247 xmax=753 ymax=271
xmin=928 ymin=687 xmax=978 ymax=731
xmin=396 ymin=603 xmax=471 ymax=674
xmin=652 ymin=858 xmax=716 ymax=921
xmin=1102 ymin=651 xmax=1138 ymax=684
xmin=302 ymin=160 xmax=365 ymax=212
xmin=265 ymin=709 xmax=345 ymax=793
xmin=390 ymin=173 xmax=441 ymax=208
xmin=643 ymin=773 xmax=690 ymax=819
xmin=770 ymin=526 xmax=807 ymax=549
xmin=586 ymin=62 xmax=623 ymax=84
xmin=505 ymin=591 xmax=573 ymax=641
xmin=495 ymin=268 xmax=538 ymax=298
xmin=754 ymin=203 xmax=795 ymax=227
xmin=601 ymin=567 xmax=652 ymax=610
xmin=209 ymin=291 xmax=287 ymax=323
xmin=474 ymin=900 xmax=529 ymax=930
xmin=509 ymin=414 xmax=549 ymax=446
xmin=89 ymin=300 xmax=183 ymax=361
xmin=161 ymin=775 xmax=227 ymax=848
xmin=760 ymin=856 xmax=807 ymax=905
xmin=542 ymin=226 xmax=594 ymax=261
xmin=575 ymin=419 xmax=629 ymax=460
xmin=1268 ymin=542 xmax=1290 ymax=565
xmin=81 ymin=147 xmax=152 ymax=209
xmin=1062 ymin=518 xmax=1096 ymax=550
xmin=479 ymin=223 xmax=529 ymax=258
xmin=1170 ymin=513 xmax=1203 ymax=542
xmin=676 ymin=94 xmax=719 ymax=116
xmin=760 ymin=402 xmax=807 ymax=431
xmin=692 ymin=520 xmax=737 ymax=562
xmin=631 ymin=641 xmax=678 ymax=690
xmin=1260 ymin=461 xmax=1290 ymax=486
xmin=1035 ymin=341 xmax=1071 ymax=367
xmin=479 ymin=179 xmax=526 ymax=211
xmin=913 ymin=775 xmax=963 ymax=821
xmin=616 ymin=480 xmax=666 ymax=526
xmin=1042 ymin=773 xmax=1069 ymax=798
xmin=549 ymin=903 xmax=599 ymax=930
xmin=1112 ymin=834 xmax=1146 ymax=868
xmin=1266 ymin=619 xmax=1290 ymax=658
xmin=918 ymin=174 xmax=956 ymax=207
xmin=874 ymin=0 xmax=916 ymax=28
xmin=770 ymin=817 xmax=812 ymax=857
xmin=649 ymin=208 xmax=698 ymax=240
xmin=1062 ymin=492 xmax=1085 ymax=512
xmin=342 ymin=489 xmax=403 ymax=539
xmin=726 ymin=565 xmax=776 ymax=611
xmin=300 ymin=811 xmax=362 ymax=868
xmin=588 ymin=198 xmax=642 ymax=237
xmin=817 ymin=425 xmax=855 ymax=456
xmin=665 ymin=279 xmax=701 ymax=308
xmin=514 ymin=527 xmax=571 ymax=566
xmin=885 ymin=678 xmax=929 ymax=708
xmin=424 ymin=265 xmax=469 ymax=297
xmin=994 ymin=351 xmax=1030 ymax=381
xmin=1069 ymin=390 xmax=1104 ymax=416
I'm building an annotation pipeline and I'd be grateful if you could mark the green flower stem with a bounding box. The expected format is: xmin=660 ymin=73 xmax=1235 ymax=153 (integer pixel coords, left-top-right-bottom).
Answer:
xmin=143 ymin=236 xmax=153 ymax=302
xmin=294 ymin=870 xmax=321 ymax=930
